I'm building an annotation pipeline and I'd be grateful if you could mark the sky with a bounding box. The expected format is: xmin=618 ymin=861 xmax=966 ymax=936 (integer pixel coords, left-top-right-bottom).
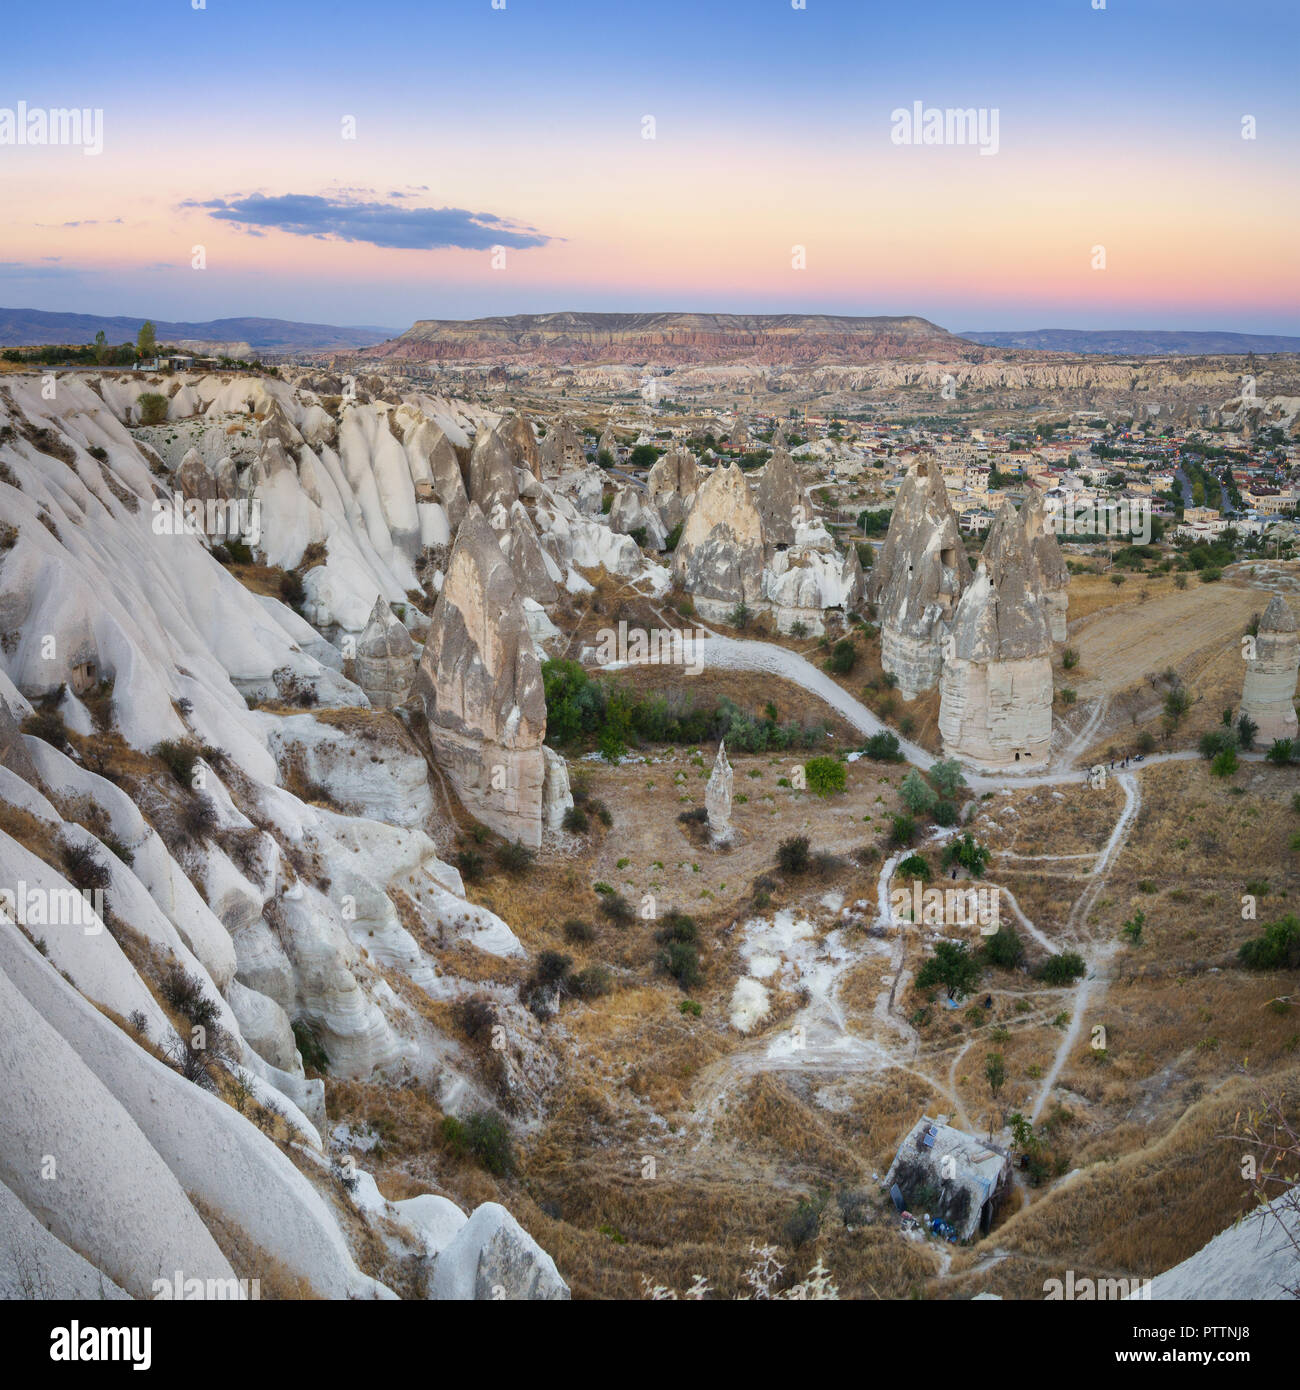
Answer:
xmin=1 ymin=0 xmax=1298 ymax=334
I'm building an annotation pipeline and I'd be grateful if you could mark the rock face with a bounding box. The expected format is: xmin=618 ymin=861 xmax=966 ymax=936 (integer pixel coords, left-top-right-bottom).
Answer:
xmin=1020 ymin=489 xmax=1070 ymax=642
xmin=754 ymin=448 xmax=803 ymax=546
xmin=355 ymin=595 xmax=416 ymax=709
xmin=607 ymin=484 xmax=667 ymax=551
xmin=705 ymin=741 xmax=733 ymax=844
xmin=672 ymin=462 xmax=765 ymax=620
xmin=496 ymin=413 xmax=540 ymax=478
xmin=428 ymin=1202 xmax=570 ymax=1300
xmin=1241 ymin=594 xmax=1299 ymax=742
xmin=646 ymin=448 xmax=699 ymax=531
xmin=466 ymin=424 xmax=519 ymax=515
xmin=870 ymin=459 xmax=972 ymax=698
xmin=537 ymin=418 xmax=585 ymax=477
xmin=938 ymin=500 xmax=1055 ymax=767
xmin=419 ymin=504 xmax=570 ymax=847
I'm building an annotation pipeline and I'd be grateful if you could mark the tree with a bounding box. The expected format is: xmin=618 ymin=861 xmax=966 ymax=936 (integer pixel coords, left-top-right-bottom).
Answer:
xmin=1037 ymin=951 xmax=1087 ymax=985
xmin=900 ymin=769 xmax=937 ymax=815
xmin=136 ymin=320 xmax=157 ymax=359
xmin=984 ymin=1052 xmax=1006 ymax=1099
xmin=92 ymin=329 xmax=109 ymax=364
xmin=1237 ymin=713 xmax=1258 ymax=751
xmin=915 ymin=940 xmax=980 ymax=1001
xmin=928 ymin=759 xmax=966 ymax=799
xmin=982 ymin=924 xmax=1024 ymax=969
xmin=942 ymin=833 xmax=990 ymax=879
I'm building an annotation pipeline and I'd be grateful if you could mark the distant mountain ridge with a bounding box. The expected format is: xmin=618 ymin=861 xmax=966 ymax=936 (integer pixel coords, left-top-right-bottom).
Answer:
xmin=959 ymin=328 xmax=1300 ymax=355
xmin=0 ymin=308 xmax=398 ymax=352
xmin=369 ymin=311 xmax=985 ymax=366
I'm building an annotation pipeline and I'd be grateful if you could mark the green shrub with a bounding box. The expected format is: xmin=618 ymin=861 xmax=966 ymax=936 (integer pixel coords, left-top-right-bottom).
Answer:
xmin=826 ymin=639 xmax=857 ymax=675
xmin=897 ymin=853 xmax=931 ymax=881
xmin=137 ymin=391 xmax=168 ymax=425
xmin=495 ymin=839 xmax=536 ymax=875
xmin=563 ymin=919 xmax=595 ymax=944
xmin=804 ymin=756 xmax=847 ymax=797
xmin=1037 ymin=951 xmax=1087 ymax=985
xmin=942 ymin=833 xmax=990 ymax=878
xmin=1238 ymin=915 xmax=1300 ymax=971
xmin=982 ymin=924 xmax=1024 ymax=969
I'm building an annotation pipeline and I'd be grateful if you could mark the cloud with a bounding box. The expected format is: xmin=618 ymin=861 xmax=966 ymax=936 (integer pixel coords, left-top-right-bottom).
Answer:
xmin=0 ymin=260 xmax=83 ymax=280
xmin=183 ymin=192 xmax=553 ymax=251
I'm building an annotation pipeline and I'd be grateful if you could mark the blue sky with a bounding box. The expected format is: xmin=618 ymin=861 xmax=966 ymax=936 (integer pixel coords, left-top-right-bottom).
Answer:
xmin=1 ymin=0 xmax=1297 ymax=331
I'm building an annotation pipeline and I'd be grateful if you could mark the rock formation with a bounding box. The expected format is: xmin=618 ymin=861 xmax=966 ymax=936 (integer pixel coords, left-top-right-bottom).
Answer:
xmin=646 ymin=448 xmax=699 ymax=531
xmin=537 ymin=418 xmax=585 ymax=477
xmin=607 ymin=484 xmax=667 ymax=551
xmin=1241 ymin=594 xmax=1299 ymax=742
xmin=596 ymin=426 xmax=618 ymax=463
xmin=355 ymin=595 xmax=416 ymax=709
xmin=1020 ymin=489 xmax=1070 ymax=643
xmin=466 ymin=423 xmax=519 ymax=515
xmin=419 ymin=504 xmax=570 ymax=846
xmin=938 ymin=500 xmax=1055 ymax=767
xmin=705 ymin=741 xmax=733 ymax=845
xmin=672 ymin=462 xmax=765 ymax=620
xmin=496 ymin=412 xmax=540 ymax=478
xmin=754 ymin=448 xmax=803 ymax=547
xmin=869 ymin=458 xmax=971 ymax=698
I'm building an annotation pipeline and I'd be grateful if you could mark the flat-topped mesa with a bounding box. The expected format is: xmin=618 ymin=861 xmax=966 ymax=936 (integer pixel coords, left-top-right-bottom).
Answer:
xmin=356 ymin=594 xmax=416 ymax=709
xmin=672 ymin=461 xmax=765 ymax=620
xmin=938 ymin=500 xmax=1055 ymax=767
xmin=418 ymin=503 xmax=570 ymax=847
xmin=1241 ymin=594 xmax=1299 ymax=742
xmin=646 ymin=448 xmax=700 ymax=530
xmin=869 ymin=457 xmax=971 ymax=699
xmin=754 ymin=447 xmax=803 ymax=548
xmin=1020 ymin=490 xmax=1070 ymax=642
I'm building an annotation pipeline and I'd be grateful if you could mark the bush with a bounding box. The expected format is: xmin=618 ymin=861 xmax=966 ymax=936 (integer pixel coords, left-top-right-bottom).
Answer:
xmin=863 ymin=731 xmax=903 ymax=762
xmin=677 ymin=805 xmax=708 ymax=825
xmin=291 ymin=1019 xmax=331 ymax=1073
xmin=60 ymin=840 xmax=111 ymax=892
xmin=562 ymin=805 xmax=590 ymax=832
xmin=23 ymin=708 xmax=69 ymax=749
xmin=1266 ymin=739 xmax=1296 ymax=766
xmin=726 ymin=601 xmax=751 ymax=631
xmin=1062 ymin=647 xmax=1079 ymax=670
xmin=599 ymin=892 xmax=635 ymax=925
xmin=1037 ymin=951 xmax=1087 ymax=985
xmin=452 ymin=996 xmax=496 ymax=1042
xmin=889 ymin=814 xmax=916 ymax=847
xmin=982 ymin=924 xmax=1024 ymax=969
xmin=455 ymin=849 xmax=485 ymax=882
xmin=942 ymin=833 xmax=990 ymax=878
xmin=782 ymin=1195 xmax=825 ymax=1249
xmin=897 ymin=853 xmax=931 ymax=881
xmin=776 ymin=835 xmax=811 ymax=874
xmin=663 ymin=522 xmax=683 ymax=552
xmin=563 ymin=918 xmax=595 ymax=944
xmin=154 ymin=739 xmax=201 ymax=789
xmin=569 ymin=965 xmax=612 ymax=1000
xmin=161 ymin=963 xmax=219 ymax=1029
xmin=137 ymin=391 xmax=168 ymax=425
xmin=826 ymin=639 xmax=857 ymax=675
xmin=1238 ymin=914 xmax=1300 ymax=971
xmin=1199 ymin=729 xmax=1235 ymax=760
xmin=804 ymin=756 xmax=847 ymax=798
xmin=932 ymin=799 xmax=960 ymax=827
xmin=659 ymin=939 xmax=701 ymax=989
xmin=463 ymin=1110 xmax=515 ymax=1176
xmin=495 ymin=839 xmax=536 ymax=875
xmin=1210 ymin=748 xmax=1239 ymax=778
xmin=928 ymin=759 xmax=966 ymax=798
